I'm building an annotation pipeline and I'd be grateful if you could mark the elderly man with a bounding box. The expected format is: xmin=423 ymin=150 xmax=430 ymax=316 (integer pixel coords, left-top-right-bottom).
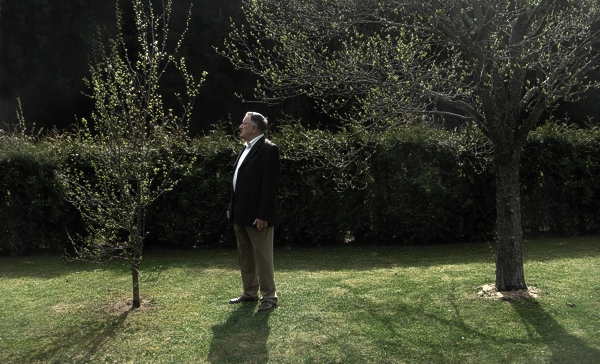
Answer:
xmin=227 ymin=111 xmax=280 ymax=312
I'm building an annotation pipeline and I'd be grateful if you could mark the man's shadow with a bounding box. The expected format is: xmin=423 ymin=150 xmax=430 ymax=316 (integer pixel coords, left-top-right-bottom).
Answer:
xmin=511 ymin=299 xmax=600 ymax=363
xmin=208 ymin=302 xmax=271 ymax=364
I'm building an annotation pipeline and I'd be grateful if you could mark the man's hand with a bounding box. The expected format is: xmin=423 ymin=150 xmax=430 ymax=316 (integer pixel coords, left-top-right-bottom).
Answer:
xmin=253 ymin=218 xmax=268 ymax=230
xmin=227 ymin=210 xmax=231 ymax=219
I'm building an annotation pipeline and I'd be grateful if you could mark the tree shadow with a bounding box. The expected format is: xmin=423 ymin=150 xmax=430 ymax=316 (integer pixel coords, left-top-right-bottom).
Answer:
xmin=13 ymin=308 xmax=131 ymax=363
xmin=208 ymin=303 xmax=271 ymax=364
xmin=444 ymin=288 xmax=600 ymax=362
xmin=511 ymin=300 xmax=600 ymax=363
xmin=334 ymin=284 xmax=599 ymax=362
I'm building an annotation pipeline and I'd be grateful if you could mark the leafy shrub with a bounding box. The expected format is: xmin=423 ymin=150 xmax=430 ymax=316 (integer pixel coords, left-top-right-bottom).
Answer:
xmin=3 ymin=122 xmax=600 ymax=255
xmin=0 ymin=137 xmax=81 ymax=255
xmin=522 ymin=124 xmax=600 ymax=235
xmin=145 ymin=130 xmax=237 ymax=249
xmin=356 ymin=126 xmax=496 ymax=244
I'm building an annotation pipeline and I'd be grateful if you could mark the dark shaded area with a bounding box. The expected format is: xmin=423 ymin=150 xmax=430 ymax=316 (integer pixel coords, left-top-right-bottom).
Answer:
xmin=0 ymin=0 xmax=328 ymax=136
xmin=0 ymin=0 xmax=108 ymax=131
xmin=3 ymin=0 xmax=596 ymax=137
xmin=7 ymin=310 xmax=131 ymax=363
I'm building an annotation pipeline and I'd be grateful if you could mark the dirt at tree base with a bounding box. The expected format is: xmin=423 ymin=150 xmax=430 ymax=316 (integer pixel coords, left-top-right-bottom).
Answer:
xmin=104 ymin=298 xmax=153 ymax=314
xmin=475 ymin=284 xmax=540 ymax=301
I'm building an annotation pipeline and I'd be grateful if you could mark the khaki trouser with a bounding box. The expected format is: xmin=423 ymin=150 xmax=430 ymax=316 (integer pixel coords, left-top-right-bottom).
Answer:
xmin=233 ymin=223 xmax=277 ymax=301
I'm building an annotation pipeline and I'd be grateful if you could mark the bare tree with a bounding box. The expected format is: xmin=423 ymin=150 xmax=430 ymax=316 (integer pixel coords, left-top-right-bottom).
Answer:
xmin=222 ymin=0 xmax=600 ymax=290
xmin=58 ymin=0 xmax=204 ymax=307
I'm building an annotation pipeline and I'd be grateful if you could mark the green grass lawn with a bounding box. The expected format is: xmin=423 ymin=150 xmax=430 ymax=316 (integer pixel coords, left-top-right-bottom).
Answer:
xmin=1 ymin=237 xmax=599 ymax=363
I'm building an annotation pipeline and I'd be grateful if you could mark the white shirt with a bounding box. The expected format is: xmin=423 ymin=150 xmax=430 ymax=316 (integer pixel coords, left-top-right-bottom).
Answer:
xmin=233 ymin=134 xmax=263 ymax=191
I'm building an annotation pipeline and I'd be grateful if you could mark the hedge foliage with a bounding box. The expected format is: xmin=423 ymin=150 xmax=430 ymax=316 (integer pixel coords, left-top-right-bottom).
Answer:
xmin=521 ymin=124 xmax=600 ymax=235
xmin=0 ymin=134 xmax=83 ymax=255
xmin=2 ymin=123 xmax=600 ymax=255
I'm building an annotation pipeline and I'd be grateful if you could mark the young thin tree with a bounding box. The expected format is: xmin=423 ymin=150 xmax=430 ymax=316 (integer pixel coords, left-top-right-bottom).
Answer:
xmin=58 ymin=0 xmax=204 ymax=308
xmin=222 ymin=0 xmax=600 ymax=290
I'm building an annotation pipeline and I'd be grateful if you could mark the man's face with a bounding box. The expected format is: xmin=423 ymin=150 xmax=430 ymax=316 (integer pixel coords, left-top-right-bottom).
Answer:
xmin=239 ymin=114 xmax=258 ymax=142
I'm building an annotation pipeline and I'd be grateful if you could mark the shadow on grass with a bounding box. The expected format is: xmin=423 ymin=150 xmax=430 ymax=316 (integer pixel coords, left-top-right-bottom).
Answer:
xmin=13 ymin=309 xmax=130 ymax=363
xmin=327 ymin=285 xmax=598 ymax=362
xmin=208 ymin=302 xmax=271 ymax=364
xmin=511 ymin=301 xmax=600 ymax=363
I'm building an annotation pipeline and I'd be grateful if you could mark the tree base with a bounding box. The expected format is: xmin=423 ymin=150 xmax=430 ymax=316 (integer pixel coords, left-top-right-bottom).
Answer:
xmin=104 ymin=298 xmax=153 ymax=314
xmin=476 ymin=284 xmax=540 ymax=301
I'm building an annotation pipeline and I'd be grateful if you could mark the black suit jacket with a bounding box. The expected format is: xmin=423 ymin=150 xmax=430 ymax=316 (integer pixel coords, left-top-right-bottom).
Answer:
xmin=229 ymin=136 xmax=280 ymax=227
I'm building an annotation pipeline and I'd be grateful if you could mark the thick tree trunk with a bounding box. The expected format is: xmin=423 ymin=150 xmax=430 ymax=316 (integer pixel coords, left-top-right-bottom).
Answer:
xmin=494 ymin=149 xmax=527 ymax=291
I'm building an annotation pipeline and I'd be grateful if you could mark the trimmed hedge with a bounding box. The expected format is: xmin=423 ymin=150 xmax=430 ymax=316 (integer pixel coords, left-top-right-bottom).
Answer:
xmin=144 ymin=133 xmax=238 ymax=249
xmin=355 ymin=126 xmax=496 ymax=244
xmin=1 ymin=123 xmax=600 ymax=255
xmin=521 ymin=124 xmax=600 ymax=236
xmin=0 ymin=139 xmax=83 ymax=255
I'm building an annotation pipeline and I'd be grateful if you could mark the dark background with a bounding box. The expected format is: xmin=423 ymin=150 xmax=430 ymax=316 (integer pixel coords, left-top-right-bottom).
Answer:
xmin=0 ymin=0 xmax=323 ymax=136
xmin=1 ymin=0 xmax=599 ymax=136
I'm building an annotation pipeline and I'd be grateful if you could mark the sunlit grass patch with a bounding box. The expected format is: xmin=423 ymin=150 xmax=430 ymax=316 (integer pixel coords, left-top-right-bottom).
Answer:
xmin=1 ymin=237 xmax=599 ymax=363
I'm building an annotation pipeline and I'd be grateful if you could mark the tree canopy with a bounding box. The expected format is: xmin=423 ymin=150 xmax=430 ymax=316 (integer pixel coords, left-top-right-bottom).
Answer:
xmin=223 ymin=0 xmax=600 ymax=290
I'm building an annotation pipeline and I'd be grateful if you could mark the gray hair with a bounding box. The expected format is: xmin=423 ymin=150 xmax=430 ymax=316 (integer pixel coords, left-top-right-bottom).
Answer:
xmin=246 ymin=112 xmax=268 ymax=132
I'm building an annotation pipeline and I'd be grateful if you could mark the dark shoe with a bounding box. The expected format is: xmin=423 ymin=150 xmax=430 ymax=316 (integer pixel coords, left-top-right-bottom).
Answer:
xmin=229 ymin=296 xmax=259 ymax=304
xmin=257 ymin=299 xmax=277 ymax=312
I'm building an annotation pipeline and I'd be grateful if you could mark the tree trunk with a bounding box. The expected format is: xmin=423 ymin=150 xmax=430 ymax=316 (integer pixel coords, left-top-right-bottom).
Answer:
xmin=494 ymin=148 xmax=527 ymax=291
xmin=132 ymin=261 xmax=141 ymax=308
xmin=131 ymin=200 xmax=143 ymax=309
